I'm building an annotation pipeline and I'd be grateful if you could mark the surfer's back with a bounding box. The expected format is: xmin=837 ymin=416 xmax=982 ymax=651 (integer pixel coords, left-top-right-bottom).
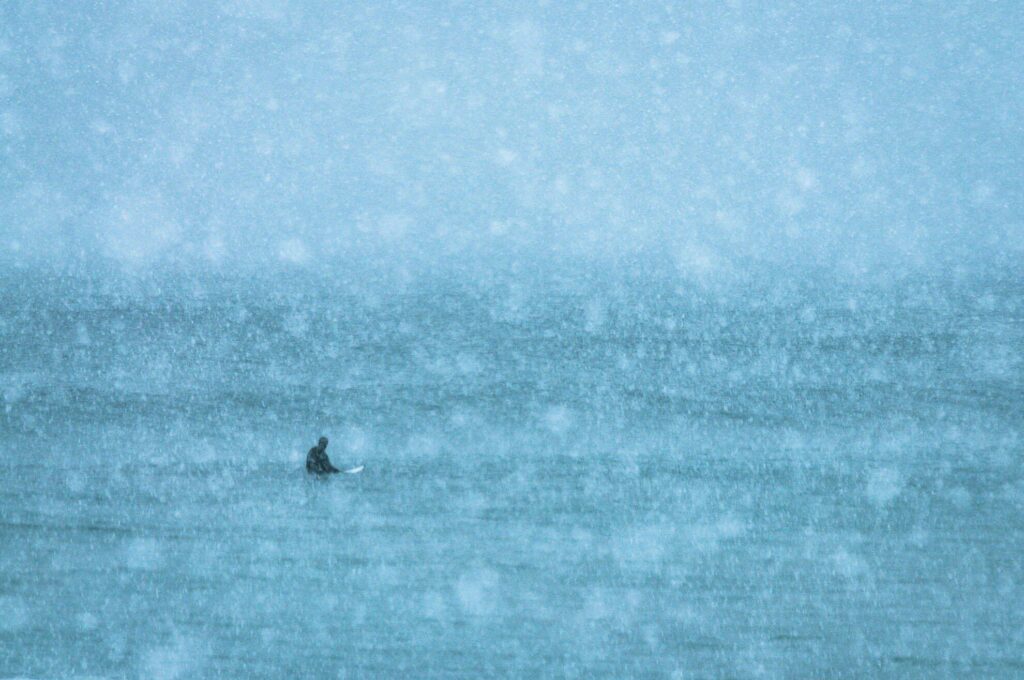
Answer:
xmin=306 ymin=436 xmax=339 ymax=474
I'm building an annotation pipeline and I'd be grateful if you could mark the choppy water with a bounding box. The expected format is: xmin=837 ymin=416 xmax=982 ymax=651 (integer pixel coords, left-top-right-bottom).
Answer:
xmin=1 ymin=272 xmax=1022 ymax=678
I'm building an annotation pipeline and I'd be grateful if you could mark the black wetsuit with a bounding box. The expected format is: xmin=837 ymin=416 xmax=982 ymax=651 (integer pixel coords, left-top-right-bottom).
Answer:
xmin=306 ymin=446 xmax=340 ymax=474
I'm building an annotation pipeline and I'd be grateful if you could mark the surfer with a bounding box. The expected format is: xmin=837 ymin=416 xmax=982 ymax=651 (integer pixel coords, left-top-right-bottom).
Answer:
xmin=306 ymin=436 xmax=340 ymax=475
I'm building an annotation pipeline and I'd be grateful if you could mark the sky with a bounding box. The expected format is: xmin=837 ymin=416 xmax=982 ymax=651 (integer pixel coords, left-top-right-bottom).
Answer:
xmin=1 ymin=1 xmax=1021 ymax=281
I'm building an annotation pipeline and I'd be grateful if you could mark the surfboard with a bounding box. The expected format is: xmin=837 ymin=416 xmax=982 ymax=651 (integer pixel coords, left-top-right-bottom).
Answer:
xmin=343 ymin=465 xmax=364 ymax=474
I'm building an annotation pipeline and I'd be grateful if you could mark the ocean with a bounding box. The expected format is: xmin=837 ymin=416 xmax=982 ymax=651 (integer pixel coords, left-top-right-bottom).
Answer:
xmin=1 ymin=270 xmax=1021 ymax=678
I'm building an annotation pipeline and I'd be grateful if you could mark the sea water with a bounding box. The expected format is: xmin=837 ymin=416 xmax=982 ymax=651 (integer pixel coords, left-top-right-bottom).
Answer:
xmin=1 ymin=271 xmax=1022 ymax=678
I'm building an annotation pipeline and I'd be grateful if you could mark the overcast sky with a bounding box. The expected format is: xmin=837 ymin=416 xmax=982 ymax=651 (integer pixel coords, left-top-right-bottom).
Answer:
xmin=1 ymin=1 xmax=1021 ymax=280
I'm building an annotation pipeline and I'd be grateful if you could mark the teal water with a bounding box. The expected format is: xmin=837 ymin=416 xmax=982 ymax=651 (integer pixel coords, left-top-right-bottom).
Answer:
xmin=1 ymin=274 xmax=1022 ymax=677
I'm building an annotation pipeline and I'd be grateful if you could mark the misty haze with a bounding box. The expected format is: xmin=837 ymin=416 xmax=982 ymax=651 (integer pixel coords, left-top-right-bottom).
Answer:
xmin=1 ymin=2 xmax=1021 ymax=678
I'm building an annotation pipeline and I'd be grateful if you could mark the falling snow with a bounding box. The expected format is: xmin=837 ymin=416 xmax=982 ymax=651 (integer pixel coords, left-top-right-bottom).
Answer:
xmin=1 ymin=2 xmax=1022 ymax=678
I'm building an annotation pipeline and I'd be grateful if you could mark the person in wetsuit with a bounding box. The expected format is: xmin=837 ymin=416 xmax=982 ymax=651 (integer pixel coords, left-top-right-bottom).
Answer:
xmin=306 ymin=436 xmax=340 ymax=474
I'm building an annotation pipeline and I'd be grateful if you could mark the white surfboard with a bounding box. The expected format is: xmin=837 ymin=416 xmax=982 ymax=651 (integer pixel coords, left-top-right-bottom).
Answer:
xmin=343 ymin=465 xmax=364 ymax=474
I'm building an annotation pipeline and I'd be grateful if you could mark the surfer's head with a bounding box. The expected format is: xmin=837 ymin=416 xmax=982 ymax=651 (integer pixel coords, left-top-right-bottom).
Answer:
xmin=318 ymin=436 xmax=328 ymax=450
